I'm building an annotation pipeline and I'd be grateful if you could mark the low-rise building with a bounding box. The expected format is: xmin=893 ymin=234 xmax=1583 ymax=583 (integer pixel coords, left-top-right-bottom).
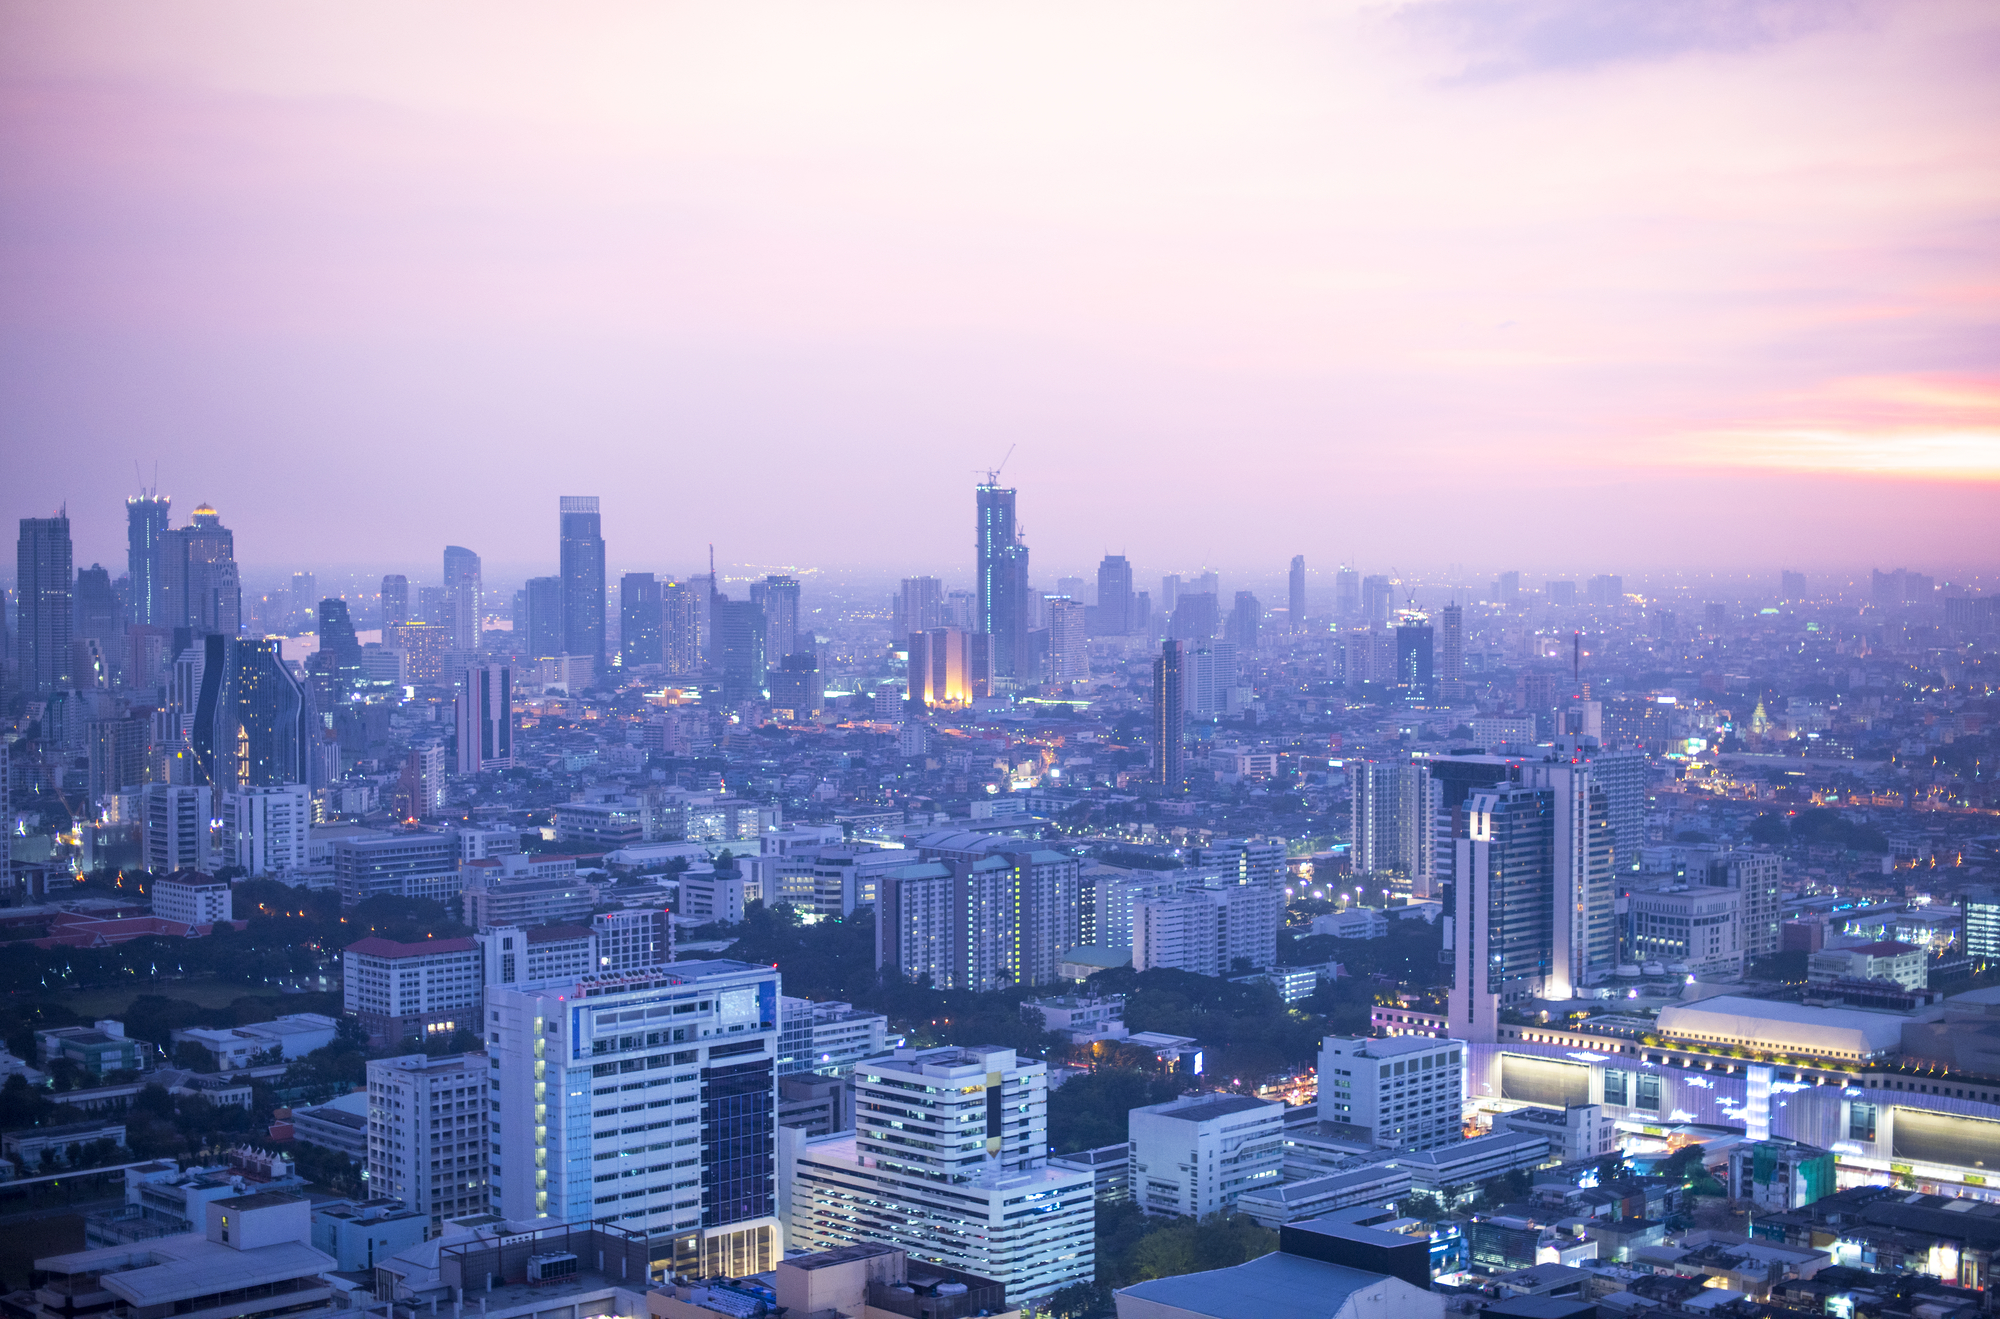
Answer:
xmin=1021 ymin=993 xmax=1128 ymax=1043
xmin=3 ymin=1120 xmax=127 ymax=1169
xmin=1313 ymin=908 xmax=1388 ymax=940
xmin=1235 ymin=1164 xmax=1413 ymax=1229
xmin=1113 ymin=1217 xmax=1443 ymax=1319
xmin=1128 ymin=1093 xmax=1285 ymax=1219
xmin=342 ymin=935 xmax=482 ymax=1046
xmin=1490 ymin=1105 xmax=1615 ymax=1164
xmin=769 ymin=1242 xmax=1019 ymax=1319
xmin=308 ymin=1196 xmax=429 ymax=1271
xmin=1809 ymin=941 xmax=1928 ymax=992
xmin=170 ymin=1013 xmax=339 ymax=1070
xmin=680 ymin=867 xmax=762 ymax=924
xmin=1725 ymin=1138 xmax=1837 ymax=1212
xmin=1050 ymin=1143 xmax=1131 ymax=1205
xmin=150 ymin=870 xmax=232 ymax=926
xmin=1318 ymin=1035 xmax=1465 ymax=1151
xmin=35 ymin=1022 xmax=146 ymax=1079
xmin=290 ymin=1091 xmax=369 ymax=1159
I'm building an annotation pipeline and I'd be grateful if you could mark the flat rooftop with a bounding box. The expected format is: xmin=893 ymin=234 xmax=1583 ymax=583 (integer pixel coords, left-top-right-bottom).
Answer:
xmin=1154 ymin=1094 xmax=1277 ymax=1125
xmin=788 ymin=1243 xmax=902 ymax=1271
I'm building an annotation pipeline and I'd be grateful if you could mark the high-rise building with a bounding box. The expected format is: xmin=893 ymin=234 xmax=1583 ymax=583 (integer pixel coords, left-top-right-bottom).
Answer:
xmin=342 ymin=934 xmax=482 ymax=1044
xmin=1096 ymin=555 xmax=1133 ymax=635
xmin=1132 ymin=884 xmax=1280 ymax=975
xmin=750 ymin=575 xmax=801 ymax=663
xmin=17 ymin=513 xmax=74 ymax=695
xmin=1335 ymin=566 xmax=1360 ymax=619
xmin=1395 ymin=621 xmax=1433 ymax=700
xmin=142 ymin=782 xmax=217 ymax=875
xmin=558 ymin=496 xmax=606 ymax=671
xmin=1153 ymin=639 xmax=1185 ymax=787
xmin=456 ymin=664 xmax=514 ymax=773
xmin=1226 ymin=591 xmax=1260 ymax=653
xmin=442 ymin=546 xmax=482 ymax=651
xmin=1587 ymin=574 xmax=1624 ymax=606
xmin=1351 ymin=756 xmax=1417 ymax=881
xmin=164 ymin=502 xmax=241 ymax=638
xmin=1047 ymin=597 xmax=1088 ymax=684
xmin=85 ymin=717 xmax=147 ymax=804
xmin=661 ymin=579 xmax=700 ymax=674
xmin=1160 ymin=574 xmax=1181 ymax=615
xmin=1686 ymin=849 xmax=1783 ymax=960
xmin=1438 ymin=604 xmax=1465 ymax=701
xmin=1317 ymin=1036 xmax=1464 ymax=1151
xmin=975 ymin=482 xmax=1031 ymax=679
xmin=1546 ymin=579 xmax=1578 ymax=606
xmin=1361 ymin=575 xmax=1392 ymax=627
xmin=907 ymin=628 xmax=972 ymax=708
xmin=894 ymin=576 xmax=944 ymax=639
xmin=366 ymin=1051 xmax=491 ymax=1224
xmin=287 ymin=572 xmax=316 ymax=629
xmin=487 ymin=958 xmax=782 ymax=1262
xmin=713 ymin=598 xmax=767 ymax=703
xmin=1171 ymin=592 xmax=1218 ymax=642
xmin=126 ymin=491 xmax=172 ymax=629
xmin=874 ymin=849 xmax=1081 ymax=992
xmin=75 ymin=564 xmax=119 ymax=652
xmin=379 ymin=574 xmax=409 ymax=627
xmin=190 ymin=634 xmax=310 ymax=792
xmin=524 ymin=575 xmax=561 ymax=657
xmin=785 ymin=1046 xmax=1094 ymax=1299
xmin=768 ymin=653 xmax=823 ymax=719
xmin=620 ymin=572 xmax=663 ymax=668
xmin=1497 ymin=570 xmax=1521 ymax=605
xmin=318 ymin=598 xmax=362 ymax=698
xmin=1288 ymin=555 xmax=1306 ymax=630
xmin=226 ymin=783 xmax=312 ymax=878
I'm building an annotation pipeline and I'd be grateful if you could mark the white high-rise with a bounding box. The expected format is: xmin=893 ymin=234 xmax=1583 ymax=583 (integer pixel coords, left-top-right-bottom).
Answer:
xmin=225 ymin=784 xmax=311 ymax=878
xmin=786 ymin=1046 xmax=1094 ymax=1299
xmin=367 ymin=1051 xmax=491 ymax=1224
xmin=485 ymin=959 xmax=783 ymax=1275
xmin=142 ymin=782 xmax=216 ymax=876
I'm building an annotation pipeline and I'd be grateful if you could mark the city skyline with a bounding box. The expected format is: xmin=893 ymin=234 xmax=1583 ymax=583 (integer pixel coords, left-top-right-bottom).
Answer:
xmin=3 ymin=2 xmax=1997 ymax=574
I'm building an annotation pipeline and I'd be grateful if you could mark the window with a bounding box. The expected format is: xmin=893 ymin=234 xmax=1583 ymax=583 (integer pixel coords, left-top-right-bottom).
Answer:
xmin=1848 ymin=1102 xmax=1877 ymax=1141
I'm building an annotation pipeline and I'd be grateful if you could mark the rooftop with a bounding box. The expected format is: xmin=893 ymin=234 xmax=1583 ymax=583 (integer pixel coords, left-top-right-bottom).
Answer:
xmin=1118 ymin=1250 xmax=1408 ymax=1319
xmin=1149 ymin=1094 xmax=1279 ymax=1125
xmin=344 ymin=935 xmax=478 ymax=958
xmin=789 ymin=1242 xmax=903 ymax=1271
xmin=1655 ymin=995 xmax=1908 ymax=1055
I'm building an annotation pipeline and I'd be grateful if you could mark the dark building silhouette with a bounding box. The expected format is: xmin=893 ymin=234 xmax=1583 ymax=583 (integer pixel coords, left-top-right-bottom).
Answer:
xmin=621 ymin=572 xmax=663 ymax=668
xmin=125 ymin=491 xmax=171 ymax=629
xmin=192 ymin=634 xmax=310 ymax=790
xmin=1396 ymin=622 xmax=1434 ymax=700
xmin=558 ymin=495 xmax=606 ymax=670
xmin=525 ymin=575 xmax=562 ymax=657
xmin=1153 ymin=638 xmax=1185 ymax=788
xmin=750 ymin=575 xmax=801 ymax=664
xmin=17 ymin=512 xmax=73 ymax=696
xmin=713 ymin=598 xmax=767 ymax=703
xmin=1096 ymin=554 xmax=1133 ymax=635
xmin=1289 ymin=555 xmax=1306 ymax=630
xmin=379 ymin=574 xmax=409 ymax=627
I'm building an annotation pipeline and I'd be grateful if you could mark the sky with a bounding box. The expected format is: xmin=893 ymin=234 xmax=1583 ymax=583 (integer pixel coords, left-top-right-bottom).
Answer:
xmin=2 ymin=0 xmax=1997 ymax=588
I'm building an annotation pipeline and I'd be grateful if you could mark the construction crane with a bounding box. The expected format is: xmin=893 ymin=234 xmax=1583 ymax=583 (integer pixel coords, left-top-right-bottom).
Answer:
xmin=980 ymin=443 xmax=1017 ymax=487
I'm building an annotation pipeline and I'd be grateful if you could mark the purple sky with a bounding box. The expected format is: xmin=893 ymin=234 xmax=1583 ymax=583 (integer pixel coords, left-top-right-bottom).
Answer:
xmin=4 ymin=0 xmax=1998 ymax=584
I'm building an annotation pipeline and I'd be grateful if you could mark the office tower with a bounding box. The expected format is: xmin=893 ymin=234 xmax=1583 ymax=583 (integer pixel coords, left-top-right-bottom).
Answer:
xmin=786 ymin=1046 xmax=1095 ymax=1298
xmin=1095 ymin=555 xmax=1133 ymax=635
xmin=442 ymin=545 xmax=482 ymax=651
xmin=1780 ymin=570 xmax=1807 ymax=601
xmin=1586 ymin=574 xmax=1623 ymax=606
xmin=768 ymin=654 xmax=823 ymax=719
xmin=126 ymin=491 xmax=172 ymax=628
xmin=1497 ymin=570 xmax=1521 ymax=606
xmin=524 ymin=575 xmax=561 ymax=656
xmin=18 ymin=513 xmax=74 ymax=695
xmin=486 ymin=959 xmax=782 ymax=1256
xmin=1171 ymin=591 xmax=1218 ymax=642
xmin=1132 ymin=884 xmax=1280 ymax=974
xmin=620 ymin=572 xmax=663 ymax=668
xmin=1288 ymin=555 xmax=1306 ymax=630
xmin=85 ymin=717 xmax=147 ymax=805
xmin=988 ymin=542 xmax=1032 ymax=679
xmin=1128 ymin=1094 xmax=1283 ymax=1217
xmin=1395 ymin=621 xmax=1434 ymax=699
xmin=894 ymin=576 xmax=944 ymax=639
xmin=1360 ymin=574 xmax=1392 ymax=626
xmin=456 ymin=664 xmax=514 ymax=773
xmin=379 ymin=574 xmax=409 ymax=627
xmin=975 ymin=478 xmax=1017 ymax=641
xmin=388 ymin=622 xmax=448 ymax=684
xmin=1226 ymin=591 xmax=1260 ymax=652
xmin=225 ymin=783 xmax=312 ymax=878
xmin=164 ymin=502 xmax=242 ymax=638
xmin=1445 ymin=763 xmax=1614 ymax=1041
xmin=142 ymin=782 xmax=217 ymax=875
xmin=1317 ymin=1036 xmax=1464 ymax=1151
xmin=750 ymin=575 xmax=801 ymax=662
xmin=1546 ymin=580 xmax=1578 ymax=606
xmin=558 ymin=495 xmax=606 ymax=669
xmin=1416 ymin=754 xmax=1516 ymax=901
xmin=287 ymin=572 xmax=316 ymax=628
xmin=366 ymin=1051 xmax=491 ymax=1224
xmin=1047 ymin=597 xmax=1088 ymax=684
xmin=1350 ymin=756 xmax=1417 ymax=881
xmin=1438 ymin=604 xmax=1465 ymax=702
xmin=1160 ymin=574 xmax=1181 ymax=615
xmin=713 ymin=598 xmax=767 ymax=702
xmin=1153 ymin=639 xmax=1185 ymax=787
xmin=319 ymin=598 xmax=362 ymax=690
xmin=1334 ymin=566 xmax=1360 ymax=619
xmin=661 ymin=579 xmax=700 ymax=674
xmin=908 ymin=627 xmax=971 ymax=708
xmin=190 ymin=634 xmax=310 ymax=792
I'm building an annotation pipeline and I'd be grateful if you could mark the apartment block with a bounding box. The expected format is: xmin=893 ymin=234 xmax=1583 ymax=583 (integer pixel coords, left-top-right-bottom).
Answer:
xmin=366 ymin=1052 xmax=490 ymax=1224
xmin=342 ymin=936 xmax=483 ymax=1046
xmin=1127 ymin=1093 xmax=1284 ymax=1218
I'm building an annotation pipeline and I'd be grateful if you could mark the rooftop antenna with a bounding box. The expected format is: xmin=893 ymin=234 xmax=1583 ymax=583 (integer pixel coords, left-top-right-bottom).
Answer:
xmin=983 ymin=443 xmax=1017 ymax=486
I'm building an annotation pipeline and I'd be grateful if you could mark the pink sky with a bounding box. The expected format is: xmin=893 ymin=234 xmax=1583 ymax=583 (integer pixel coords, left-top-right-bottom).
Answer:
xmin=3 ymin=0 xmax=1997 ymax=582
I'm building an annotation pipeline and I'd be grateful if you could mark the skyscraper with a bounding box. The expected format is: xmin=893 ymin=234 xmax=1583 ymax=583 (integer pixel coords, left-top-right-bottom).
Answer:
xmin=1170 ymin=591 xmax=1218 ymax=642
xmin=524 ymin=575 xmax=561 ymax=656
xmin=750 ymin=574 xmax=801 ymax=661
xmin=975 ymin=480 xmax=1030 ymax=679
xmin=17 ymin=513 xmax=73 ymax=695
xmin=1095 ymin=555 xmax=1133 ymax=635
xmin=191 ymin=634 xmax=311 ymax=792
xmin=442 ymin=545 xmax=482 ymax=651
xmin=713 ymin=598 xmax=767 ymax=703
xmin=1288 ymin=554 xmax=1306 ymax=630
xmin=620 ymin=572 xmax=663 ymax=668
xmin=456 ymin=663 xmax=514 ymax=773
xmin=1438 ymin=604 xmax=1465 ymax=702
xmin=558 ymin=495 xmax=606 ymax=670
xmin=1351 ymin=755 xmax=1417 ymax=881
xmin=895 ymin=576 xmax=944 ymax=639
xmin=379 ymin=574 xmax=409 ymax=627
xmin=1046 ymin=597 xmax=1088 ymax=684
xmin=289 ymin=572 xmax=317 ymax=629
xmin=317 ymin=598 xmax=362 ymax=698
xmin=1395 ymin=620 xmax=1434 ymax=700
xmin=164 ymin=502 xmax=241 ymax=638
xmin=1227 ymin=591 xmax=1260 ymax=652
xmin=74 ymin=564 xmax=119 ymax=653
xmin=1153 ymin=639 xmax=1185 ymax=788
xmin=1361 ymin=574 xmax=1392 ymax=627
xmin=125 ymin=491 xmax=171 ymax=629
xmin=661 ymin=579 xmax=700 ymax=674
xmin=1335 ymin=566 xmax=1360 ymax=619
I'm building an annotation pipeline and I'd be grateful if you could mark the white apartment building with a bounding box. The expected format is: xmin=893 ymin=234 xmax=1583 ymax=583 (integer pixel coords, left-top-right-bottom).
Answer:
xmin=367 ymin=1051 xmax=490 ymax=1224
xmin=1082 ymin=866 xmax=1198 ymax=950
xmin=342 ymin=936 xmax=483 ymax=1046
xmin=226 ymin=784 xmax=311 ymax=879
xmin=142 ymin=782 xmax=216 ymax=877
xmin=478 ymin=925 xmax=595 ymax=990
xmin=151 ymin=871 xmax=232 ymax=926
xmin=1132 ymin=883 xmax=1279 ymax=976
xmin=485 ymin=959 xmax=783 ymax=1274
xmin=1127 ymin=1093 xmax=1284 ymax=1219
xmin=678 ymin=868 xmax=762 ymax=925
xmin=593 ymin=908 xmax=674 ymax=973
xmin=1318 ymin=1035 xmax=1465 ymax=1151
xmin=786 ymin=1046 xmax=1094 ymax=1299
xmin=776 ymin=998 xmax=894 ymax=1077
xmin=1192 ymin=839 xmax=1285 ymax=886
xmin=1629 ymin=884 xmax=1746 ymax=976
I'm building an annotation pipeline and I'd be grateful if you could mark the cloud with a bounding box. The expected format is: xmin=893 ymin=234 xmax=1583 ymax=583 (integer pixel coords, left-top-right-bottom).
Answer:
xmin=1397 ymin=0 xmax=1859 ymax=79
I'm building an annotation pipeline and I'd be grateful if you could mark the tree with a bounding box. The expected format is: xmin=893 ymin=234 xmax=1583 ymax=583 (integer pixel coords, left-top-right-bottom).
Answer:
xmin=171 ymin=1041 xmax=215 ymax=1072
